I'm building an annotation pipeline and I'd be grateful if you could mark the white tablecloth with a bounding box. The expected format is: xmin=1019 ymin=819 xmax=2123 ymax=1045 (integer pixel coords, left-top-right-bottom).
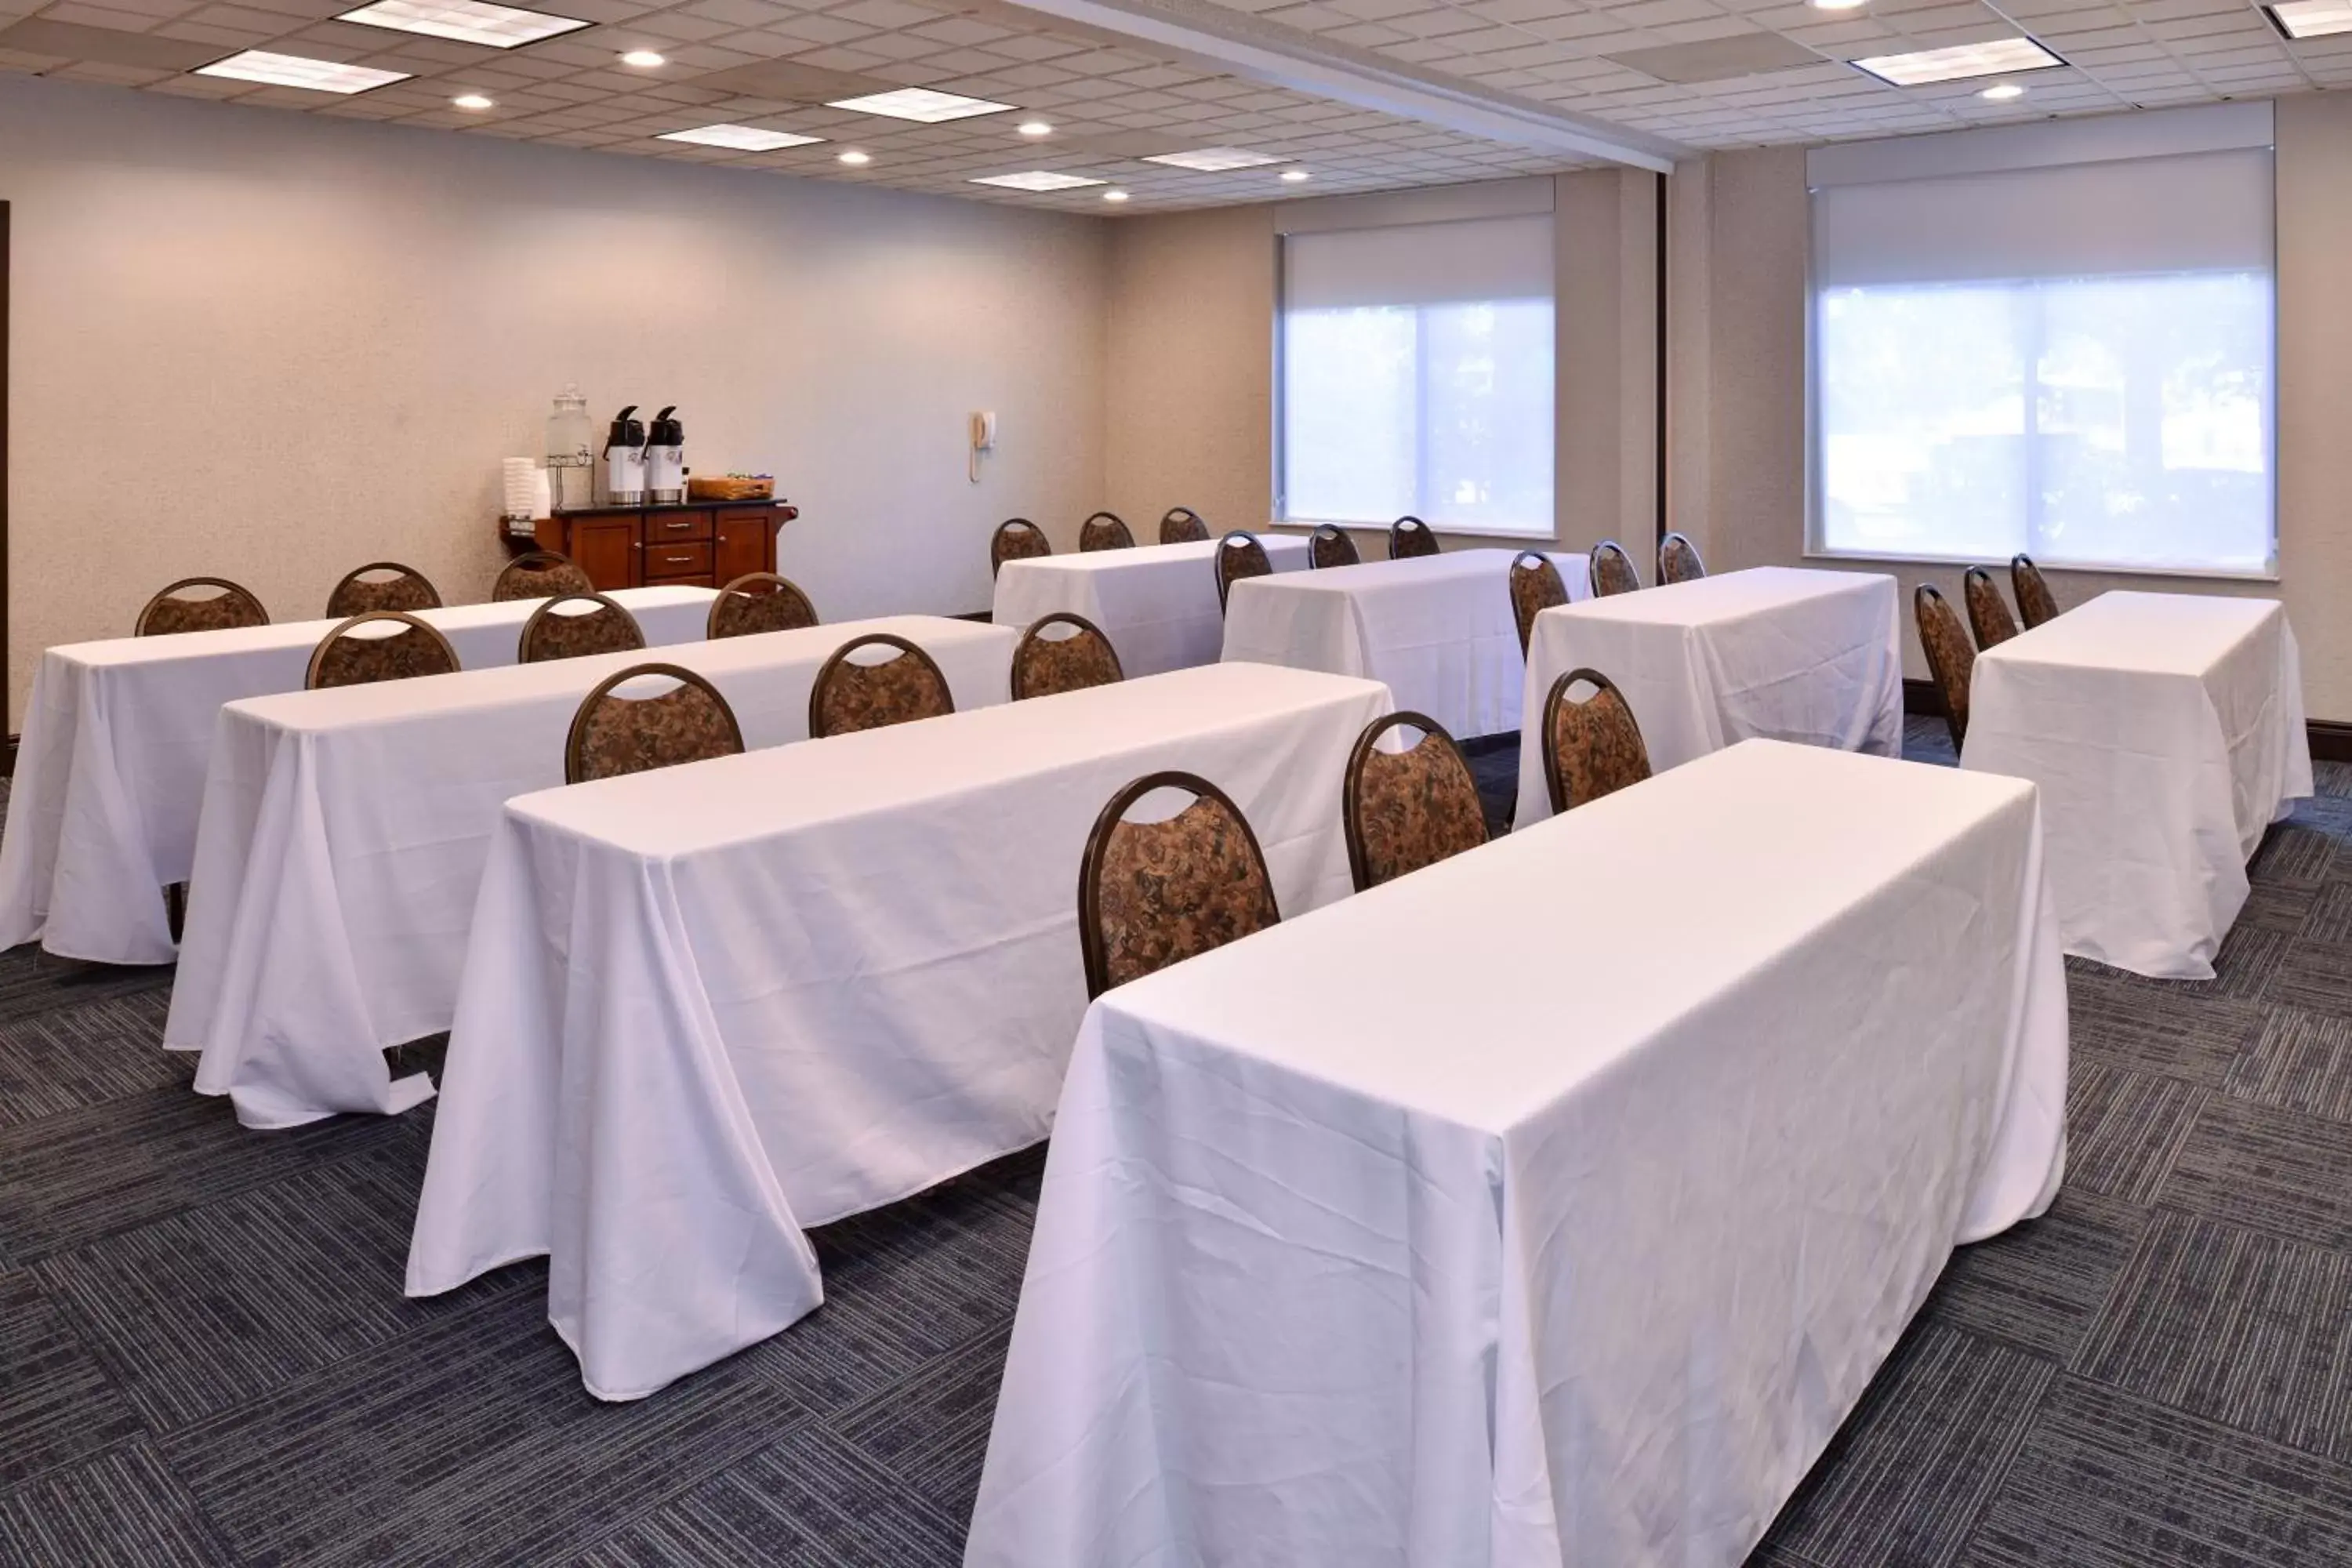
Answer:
xmin=969 ymin=740 xmax=2068 ymax=1568
xmin=0 ymin=586 xmax=717 ymax=965
xmin=164 ymin=615 xmax=1017 ymax=1131
xmin=1220 ymin=548 xmax=1590 ymax=741
xmin=1512 ymin=567 xmax=1902 ymax=826
xmin=405 ymin=660 xmax=1393 ymax=1400
xmin=1964 ymin=590 xmax=2312 ymax=979
xmin=992 ymin=535 xmax=1311 ymax=677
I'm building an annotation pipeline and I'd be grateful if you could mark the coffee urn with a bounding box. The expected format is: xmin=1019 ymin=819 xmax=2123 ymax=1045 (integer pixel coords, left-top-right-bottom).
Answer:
xmin=646 ymin=406 xmax=685 ymax=505
xmin=604 ymin=405 xmax=647 ymax=505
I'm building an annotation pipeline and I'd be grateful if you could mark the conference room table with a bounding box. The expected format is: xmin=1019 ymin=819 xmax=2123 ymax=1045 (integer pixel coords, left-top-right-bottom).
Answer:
xmin=405 ymin=659 xmax=1393 ymax=1400
xmin=1220 ymin=547 xmax=1592 ymax=740
xmin=165 ymin=615 xmax=1016 ymax=1131
xmin=1512 ymin=566 xmax=1903 ymax=825
xmin=1964 ymin=590 xmax=2311 ymax=979
xmin=992 ymin=534 xmax=1312 ymax=676
xmin=968 ymin=739 xmax=2068 ymax=1567
xmin=0 ymin=585 xmax=717 ymax=966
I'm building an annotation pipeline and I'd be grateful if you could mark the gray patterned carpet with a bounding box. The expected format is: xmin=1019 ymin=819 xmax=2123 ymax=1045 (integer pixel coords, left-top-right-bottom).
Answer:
xmin=7 ymin=726 xmax=2352 ymax=1565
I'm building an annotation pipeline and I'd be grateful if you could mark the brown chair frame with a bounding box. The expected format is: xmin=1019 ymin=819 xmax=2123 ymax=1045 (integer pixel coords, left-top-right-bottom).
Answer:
xmin=492 ymin=550 xmax=593 ymax=603
xmin=1541 ymin=666 xmax=1650 ymax=815
xmin=1962 ymin=565 xmax=2019 ymax=651
xmin=1657 ymin=532 xmax=1706 ymax=585
xmin=1341 ymin=710 xmax=1488 ymax=893
xmin=518 ymin=591 xmax=646 ymax=664
xmin=563 ymin=662 xmax=745 ymax=786
xmin=1588 ymin=540 xmax=1641 ymax=597
xmin=1080 ymin=511 xmax=1135 ymax=552
xmin=1076 ymin=769 xmax=1278 ymax=1000
xmin=707 ymin=572 xmax=820 ymax=639
xmin=135 ymin=576 xmax=269 ymax=637
xmin=326 ymin=561 xmax=442 ymax=618
xmin=1011 ymin=612 xmax=1124 ymax=701
xmin=2011 ymin=554 xmax=2060 ymax=628
xmin=1915 ymin=583 xmax=1974 ymax=752
xmin=1213 ymin=530 xmax=1273 ymax=612
xmin=1160 ymin=506 xmax=1209 ymax=545
xmin=1388 ymin=516 xmax=1440 ymax=560
xmin=303 ymin=611 xmax=461 ymax=690
xmin=991 ymin=517 xmax=1052 ymax=579
xmin=1508 ymin=550 xmax=1568 ymax=657
xmin=808 ymin=632 xmax=955 ymax=739
xmin=1308 ymin=524 xmax=1359 ymax=570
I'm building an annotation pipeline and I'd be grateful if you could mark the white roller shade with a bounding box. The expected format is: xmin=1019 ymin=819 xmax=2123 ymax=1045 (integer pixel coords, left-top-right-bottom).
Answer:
xmin=1284 ymin=213 xmax=1552 ymax=310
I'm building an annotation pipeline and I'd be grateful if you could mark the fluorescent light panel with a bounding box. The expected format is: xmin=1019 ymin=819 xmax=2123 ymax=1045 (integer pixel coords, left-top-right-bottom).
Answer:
xmin=336 ymin=0 xmax=586 ymax=47
xmin=828 ymin=88 xmax=1013 ymax=122
xmin=659 ymin=125 xmax=824 ymax=151
xmin=1850 ymin=36 xmax=2062 ymax=85
xmin=194 ymin=50 xmax=409 ymax=92
xmin=2270 ymin=0 xmax=2352 ymax=37
xmin=1142 ymin=147 xmax=1284 ymax=171
xmin=970 ymin=170 xmax=1105 ymax=191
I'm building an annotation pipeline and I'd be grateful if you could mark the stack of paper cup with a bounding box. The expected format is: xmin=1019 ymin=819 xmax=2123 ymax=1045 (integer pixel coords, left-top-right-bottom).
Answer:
xmin=502 ymin=458 xmax=540 ymax=521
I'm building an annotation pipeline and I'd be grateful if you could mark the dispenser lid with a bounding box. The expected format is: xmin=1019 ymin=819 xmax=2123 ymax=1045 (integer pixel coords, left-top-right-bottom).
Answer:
xmin=606 ymin=405 xmax=645 ymax=448
xmin=649 ymin=405 xmax=683 ymax=445
xmin=553 ymin=382 xmax=588 ymax=413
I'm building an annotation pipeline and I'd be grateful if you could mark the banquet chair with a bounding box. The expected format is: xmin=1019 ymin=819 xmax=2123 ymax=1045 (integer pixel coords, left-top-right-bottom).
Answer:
xmin=1078 ymin=770 xmax=1279 ymax=1000
xmin=991 ymin=518 xmax=1052 ymax=579
xmin=492 ymin=550 xmax=593 ymax=603
xmin=1915 ymin=584 xmax=1974 ymax=752
xmin=1013 ymin=612 xmax=1123 ymax=700
xmin=136 ymin=576 xmax=268 ymax=637
xmin=326 ymin=561 xmax=442 ymax=618
xmin=1508 ymin=551 xmax=1568 ymax=657
xmin=1541 ymin=667 xmax=1651 ymax=815
xmin=519 ymin=592 xmax=646 ymax=664
xmin=1214 ymin=531 xmax=1273 ymax=612
xmin=564 ymin=663 xmax=743 ymax=785
xmin=1388 ymin=516 xmax=1440 ymax=560
xmin=2011 ymin=555 xmax=2060 ymax=628
xmin=1309 ymin=524 xmax=1360 ymax=569
xmin=810 ymin=632 xmax=954 ymax=738
xmin=1341 ymin=711 xmax=1490 ymax=892
xmin=305 ymin=611 xmax=461 ymax=690
xmin=1080 ymin=511 xmax=1135 ymax=552
xmin=1588 ymin=541 xmax=1642 ymax=597
xmin=1963 ymin=566 xmax=2020 ymax=650
xmin=1657 ymin=532 xmax=1707 ymax=585
xmin=1160 ymin=506 xmax=1210 ymax=545
xmin=708 ymin=572 xmax=819 ymax=638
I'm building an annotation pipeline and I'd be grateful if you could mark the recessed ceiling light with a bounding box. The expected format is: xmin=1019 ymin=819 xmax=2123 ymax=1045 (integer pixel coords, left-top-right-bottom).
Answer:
xmin=1018 ymin=119 xmax=1053 ymax=137
xmin=1978 ymin=81 xmax=2026 ymax=100
xmin=837 ymin=149 xmax=870 ymax=165
xmin=1850 ymin=36 xmax=2063 ymax=85
xmin=1142 ymin=147 xmax=1285 ymax=172
xmin=1102 ymin=188 xmax=1129 ymax=202
xmin=829 ymin=88 xmax=1014 ymax=123
xmin=2268 ymin=0 xmax=2352 ymax=37
xmin=194 ymin=50 xmax=409 ymax=93
xmin=658 ymin=124 xmax=825 ymax=152
xmin=452 ymin=92 xmax=495 ymax=109
xmin=1809 ymin=0 xmax=1867 ymax=10
xmin=1280 ymin=168 xmax=1310 ymax=183
xmin=970 ymin=170 xmax=1106 ymax=191
xmin=619 ymin=49 xmax=665 ymax=67
xmin=336 ymin=0 xmax=585 ymax=48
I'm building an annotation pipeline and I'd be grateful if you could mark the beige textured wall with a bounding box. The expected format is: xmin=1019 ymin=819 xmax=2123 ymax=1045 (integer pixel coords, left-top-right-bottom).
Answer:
xmin=1102 ymin=169 xmax=1660 ymax=562
xmin=1668 ymin=103 xmax=2352 ymax=720
xmin=0 ymin=74 xmax=1108 ymax=724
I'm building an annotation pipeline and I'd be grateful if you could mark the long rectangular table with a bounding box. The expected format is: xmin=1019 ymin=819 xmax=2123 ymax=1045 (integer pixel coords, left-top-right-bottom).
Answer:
xmin=165 ymin=615 xmax=1017 ymax=1131
xmin=1220 ymin=548 xmax=1589 ymax=741
xmin=404 ymin=660 xmax=1394 ymax=1400
xmin=1964 ymin=590 xmax=2311 ymax=979
xmin=0 ymin=586 xmax=717 ymax=965
xmin=969 ymin=740 xmax=2068 ymax=1567
xmin=1513 ymin=566 xmax=1902 ymax=826
xmin=992 ymin=534 xmax=1312 ymax=677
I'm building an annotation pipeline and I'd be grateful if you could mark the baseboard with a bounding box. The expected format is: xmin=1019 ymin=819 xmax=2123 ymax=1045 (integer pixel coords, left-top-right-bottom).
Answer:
xmin=2 ymin=733 xmax=13 ymax=779
xmin=954 ymin=609 xmax=993 ymax=623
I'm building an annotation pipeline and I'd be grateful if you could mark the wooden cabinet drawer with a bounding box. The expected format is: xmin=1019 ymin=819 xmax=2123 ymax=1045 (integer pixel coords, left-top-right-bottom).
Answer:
xmin=644 ymin=510 xmax=713 ymax=543
xmin=644 ymin=541 xmax=713 ymax=579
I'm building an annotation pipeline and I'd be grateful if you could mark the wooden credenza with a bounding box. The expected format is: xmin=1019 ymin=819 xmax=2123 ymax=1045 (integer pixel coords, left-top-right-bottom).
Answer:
xmin=503 ymin=501 xmax=797 ymax=591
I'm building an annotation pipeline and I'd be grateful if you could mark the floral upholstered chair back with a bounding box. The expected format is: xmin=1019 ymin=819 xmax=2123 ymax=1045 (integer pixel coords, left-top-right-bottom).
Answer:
xmin=1342 ymin=711 xmax=1490 ymax=892
xmin=1962 ymin=566 xmax=2019 ymax=651
xmin=1214 ymin=532 xmax=1273 ymax=612
xmin=564 ymin=664 xmax=744 ymax=784
xmin=1541 ymin=667 xmax=1652 ymax=815
xmin=1388 ymin=516 xmax=1439 ymax=561
xmin=492 ymin=552 xmax=593 ymax=603
xmin=136 ymin=577 xmax=269 ymax=637
xmin=519 ymin=593 xmax=646 ymax=664
xmin=1657 ymin=532 xmax=1706 ymax=586
xmin=708 ymin=573 xmax=819 ymax=639
xmin=1079 ymin=771 xmax=1279 ymax=999
xmin=2010 ymin=555 xmax=2060 ymax=628
xmin=305 ymin=612 xmax=461 ymax=690
xmin=1915 ymin=584 xmax=1975 ymax=751
xmin=1012 ymin=613 xmax=1124 ymax=701
xmin=1160 ymin=506 xmax=1210 ymax=545
xmin=326 ymin=561 xmax=441 ymax=618
xmin=1588 ymin=541 xmax=1642 ymax=598
xmin=1080 ymin=511 xmax=1135 ymax=552
xmin=1508 ymin=551 xmax=1567 ymax=657
xmin=808 ymin=633 xmax=955 ymax=739
xmin=1309 ymin=524 xmax=1359 ymax=570
xmin=991 ymin=518 xmax=1052 ymax=579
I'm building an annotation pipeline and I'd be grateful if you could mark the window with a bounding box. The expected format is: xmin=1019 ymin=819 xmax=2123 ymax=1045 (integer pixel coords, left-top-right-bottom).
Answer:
xmin=1279 ymin=213 xmax=1555 ymax=539
xmin=1809 ymin=120 xmax=2275 ymax=577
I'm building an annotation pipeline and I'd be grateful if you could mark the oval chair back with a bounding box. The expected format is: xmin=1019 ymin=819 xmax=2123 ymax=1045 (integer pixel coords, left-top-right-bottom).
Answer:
xmin=1508 ymin=551 xmax=1567 ymax=657
xmin=1915 ymin=583 xmax=1975 ymax=751
xmin=1541 ymin=666 xmax=1651 ymax=815
xmin=1214 ymin=530 xmax=1273 ymax=612
xmin=1012 ymin=612 xmax=1123 ymax=700
xmin=1077 ymin=770 xmax=1279 ymax=1000
xmin=708 ymin=573 xmax=819 ymax=639
xmin=519 ymin=592 xmax=646 ymax=664
xmin=1309 ymin=524 xmax=1359 ymax=570
xmin=1160 ymin=506 xmax=1209 ymax=545
xmin=1962 ymin=566 xmax=2019 ymax=650
xmin=809 ymin=633 xmax=954 ymax=739
xmin=1342 ymin=710 xmax=1489 ymax=892
xmin=991 ymin=518 xmax=1052 ymax=579
xmin=564 ymin=663 xmax=744 ymax=785
xmin=327 ymin=561 xmax=441 ymax=618
xmin=1080 ymin=511 xmax=1135 ymax=552
xmin=2011 ymin=554 xmax=2060 ymax=628
xmin=305 ymin=611 xmax=461 ymax=690
xmin=1657 ymin=532 xmax=1706 ymax=585
xmin=492 ymin=551 xmax=593 ymax=603
xmin=1388 ymin=516 xmax=1439 ymax=560
xmin=1588 ymin=541 xmax=1641 ymax=597
xmin=136 ymin=576 xmax=268 ymax=637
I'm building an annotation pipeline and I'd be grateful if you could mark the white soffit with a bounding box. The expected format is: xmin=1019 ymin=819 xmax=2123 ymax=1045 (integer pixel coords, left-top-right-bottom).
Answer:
xmin=1276 ymin=173 xmax=1555 ymax=235
xmin=1808 ymin=100 xmax=2275 ymax=187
